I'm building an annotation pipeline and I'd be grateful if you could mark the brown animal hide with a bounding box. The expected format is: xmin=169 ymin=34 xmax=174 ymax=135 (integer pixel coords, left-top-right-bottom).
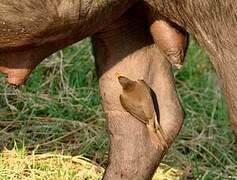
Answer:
xmin=146 ymin=0 xmax=237 ymax=137
xmin=0 ymin=0 xmax=137 ymax=85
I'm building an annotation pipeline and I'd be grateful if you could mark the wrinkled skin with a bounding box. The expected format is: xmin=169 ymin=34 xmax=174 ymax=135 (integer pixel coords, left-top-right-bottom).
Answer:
xmin=0 ymin=1 xmax=237 ymax=179
xmin=0 ymin=0 xmax=138 ymax=85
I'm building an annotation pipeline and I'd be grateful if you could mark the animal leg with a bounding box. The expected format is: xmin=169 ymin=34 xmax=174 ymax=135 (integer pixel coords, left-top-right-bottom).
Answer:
xmin=210 ymin=53 xmax=237 ymax=139
xmin=92 ymin=3 xmax=184 ymax=179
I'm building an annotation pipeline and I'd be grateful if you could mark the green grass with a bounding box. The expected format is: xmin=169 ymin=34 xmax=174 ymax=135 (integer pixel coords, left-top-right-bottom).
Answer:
xmin=0 ymin=39 xmax=107 ymax=165
xmin=0 ymin=38 xmax=236 ymax=179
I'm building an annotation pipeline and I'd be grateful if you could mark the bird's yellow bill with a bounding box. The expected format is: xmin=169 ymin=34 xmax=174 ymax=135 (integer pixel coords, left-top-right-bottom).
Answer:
xmin=115 ymin=72 xmax=123 ymax=79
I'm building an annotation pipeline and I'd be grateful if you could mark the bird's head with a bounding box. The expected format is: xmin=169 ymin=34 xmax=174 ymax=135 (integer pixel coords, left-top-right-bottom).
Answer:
xmin=115 ymin=72 xmax=136 ymax=91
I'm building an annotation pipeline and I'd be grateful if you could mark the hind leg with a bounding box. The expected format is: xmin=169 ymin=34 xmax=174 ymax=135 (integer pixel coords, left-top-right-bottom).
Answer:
xmin=210 ymin=53 xmax=237 ymax=138
xmin=92 ymin=3 xmax=184 ymax=179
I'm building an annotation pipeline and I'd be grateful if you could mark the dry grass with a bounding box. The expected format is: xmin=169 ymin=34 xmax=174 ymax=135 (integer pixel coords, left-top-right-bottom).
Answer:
xmin=0 ymin=148 xmax=183 ymax=180
xmin=1 ymin=148 xmax=104 ymax=180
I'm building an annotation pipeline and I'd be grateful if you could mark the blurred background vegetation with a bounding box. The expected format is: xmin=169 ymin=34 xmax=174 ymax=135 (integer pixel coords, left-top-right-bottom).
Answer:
xmin=0 ymin=38 xmax=236 ymax=179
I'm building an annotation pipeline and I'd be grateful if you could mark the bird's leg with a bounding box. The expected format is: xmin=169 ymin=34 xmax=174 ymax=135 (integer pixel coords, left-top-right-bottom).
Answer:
xmin=153 ymin=116 xmax=168 ymax=150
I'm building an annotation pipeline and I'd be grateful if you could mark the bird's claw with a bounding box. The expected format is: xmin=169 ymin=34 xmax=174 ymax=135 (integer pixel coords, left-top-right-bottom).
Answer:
xmin=155 ymin=129 xmax=168 ymax=150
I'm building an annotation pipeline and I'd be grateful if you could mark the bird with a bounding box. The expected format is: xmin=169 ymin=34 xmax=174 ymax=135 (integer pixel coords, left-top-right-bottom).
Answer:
xmin=116 ymin=73 xmax=168 ymax=150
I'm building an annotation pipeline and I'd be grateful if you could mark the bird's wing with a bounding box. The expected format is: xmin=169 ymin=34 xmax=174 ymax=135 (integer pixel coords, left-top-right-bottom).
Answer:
xmin=119 ymin=95 xmax=149 ymax=124
xmin=139 ymin=80 xmax=160 ymax=123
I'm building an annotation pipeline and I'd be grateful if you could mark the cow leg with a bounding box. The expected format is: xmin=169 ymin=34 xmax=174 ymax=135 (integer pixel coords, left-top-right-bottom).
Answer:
xmin=210 ymin=53 xmax=237 ymax=138
xmin=92 ymin=3 xmax=184 ymax=179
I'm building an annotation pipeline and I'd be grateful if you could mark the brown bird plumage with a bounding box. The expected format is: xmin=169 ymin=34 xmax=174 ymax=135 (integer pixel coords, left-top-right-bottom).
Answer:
xmin=117 ymin=74 xmax=168 ymax=149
